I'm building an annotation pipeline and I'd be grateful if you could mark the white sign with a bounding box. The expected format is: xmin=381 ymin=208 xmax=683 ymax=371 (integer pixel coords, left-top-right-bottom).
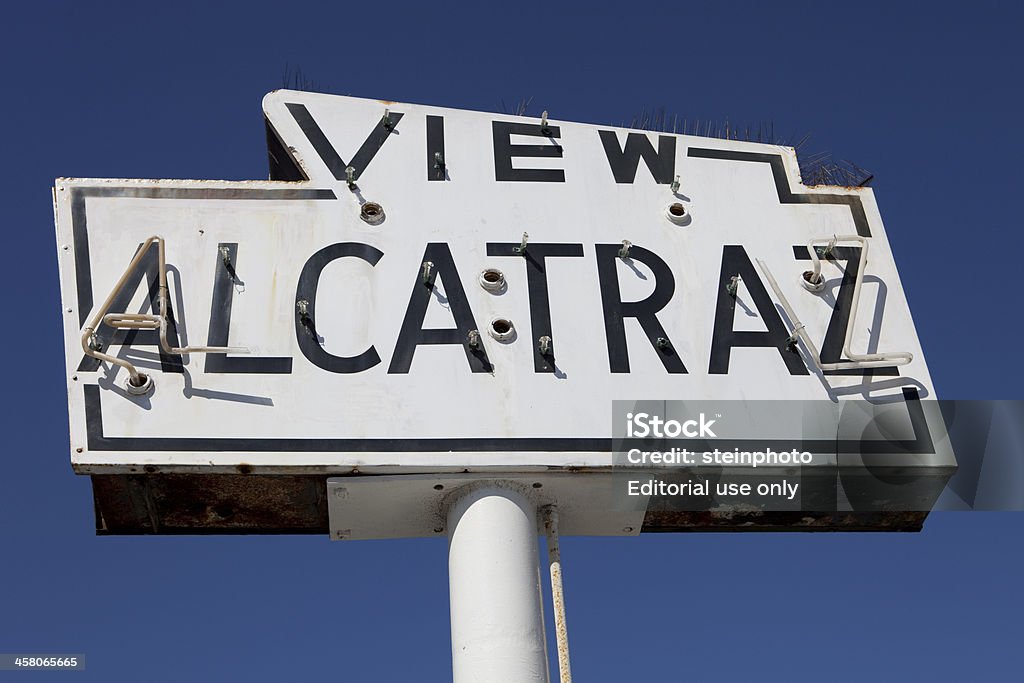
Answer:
xmin=54 ymin=91 xmax=937 ymax=474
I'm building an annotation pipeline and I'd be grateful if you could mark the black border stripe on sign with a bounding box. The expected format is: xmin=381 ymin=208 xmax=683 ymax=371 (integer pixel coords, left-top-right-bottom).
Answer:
xmin=687 ymin=148 xmax=872 ymax=238
xmin=83 ymin=384 xmax=934 ymax=455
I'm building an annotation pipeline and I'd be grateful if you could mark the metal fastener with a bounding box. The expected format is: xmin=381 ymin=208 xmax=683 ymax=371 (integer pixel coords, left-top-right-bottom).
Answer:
xmin=479 ymin=268 xmax=505 ymax=292
xmin=489 ymin=318 xmax=515 ymax=342
xmin=823 ymin=235 xmax=837 ymax=258
xmin=125 ymin=373 xmax=154 ymax=396
xmin=727 ymin=275 xmax=741 ymax=297
xmin=360 ymin=201 xmax=385 ymax=225
xmin=513 ymin=232 xmax=529 ymax=254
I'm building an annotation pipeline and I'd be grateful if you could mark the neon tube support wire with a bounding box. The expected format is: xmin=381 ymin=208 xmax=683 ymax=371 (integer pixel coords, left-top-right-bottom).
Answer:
xmin=756 ymin=235 xmax=912 ymax=371
xmin=543 ymin=505 xmax=572 ymax=683
xmin=80 ymin=235 xmax=249 ymax=387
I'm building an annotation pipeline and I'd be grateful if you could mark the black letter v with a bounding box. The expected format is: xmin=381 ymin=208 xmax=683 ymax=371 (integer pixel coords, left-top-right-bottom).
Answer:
xmin=285 ymin=102 xmax=403 ymax=182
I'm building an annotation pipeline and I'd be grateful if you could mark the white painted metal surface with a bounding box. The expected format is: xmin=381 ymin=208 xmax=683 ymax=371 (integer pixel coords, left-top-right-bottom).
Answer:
xmin=326 ymin=473 xmax=644 ymax=540
xmin=447 ymin=486 xmax=549 ymax=683
xmin=54 ymin=91 xmax=937 ymax=475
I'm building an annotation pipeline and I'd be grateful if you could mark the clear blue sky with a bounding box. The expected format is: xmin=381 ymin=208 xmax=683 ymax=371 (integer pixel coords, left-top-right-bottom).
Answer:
xmin=2 ymin=2 xmax=1022 ymax=680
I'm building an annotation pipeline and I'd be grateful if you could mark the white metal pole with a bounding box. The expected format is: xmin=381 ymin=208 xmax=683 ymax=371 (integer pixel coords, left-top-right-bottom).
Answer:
xmin=447 ymin=485 xmax=550 ymax=683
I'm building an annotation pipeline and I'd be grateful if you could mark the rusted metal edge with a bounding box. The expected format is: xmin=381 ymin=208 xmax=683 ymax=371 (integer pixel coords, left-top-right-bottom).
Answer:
xmin=91 ymin=474 xmax=927 ymax=535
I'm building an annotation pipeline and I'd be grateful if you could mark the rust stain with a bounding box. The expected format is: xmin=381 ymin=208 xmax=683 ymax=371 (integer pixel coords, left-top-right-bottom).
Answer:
xmin=805 ymin=183 xmax=869 ymax=192
xmin=92 ymin=474 xmax=329 ymax=534
xmin=641 ymin=509 xmax=926 ymax=532
xmin=90 ymin=473 xmax=929 ymax=536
